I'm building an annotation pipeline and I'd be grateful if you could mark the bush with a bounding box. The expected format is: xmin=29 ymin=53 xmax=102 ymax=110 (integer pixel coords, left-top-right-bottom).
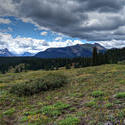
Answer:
xmin=118 ymin=60 xmax=125 ymax=65
xmin=3 ymin=108 xmax=16 ymax=116
xmin=58 ymin=116 xmax=80 ymax=125
xmin=22 ymin=102 xmax=70 ymax=117
xmin=91 ymin=91 xmax=104 ymax=97
xmin=105 ymin=103 xmax=113 ymax=109
xmin=9 ymin=73 xmax=68 ymax=96
xmin=115 ymin=92 xmax=125 ymax=99
xmin=38 ymin=102 xmax=70 ymax=117
xmin=85 ymin=101 xmax=96 ymax=108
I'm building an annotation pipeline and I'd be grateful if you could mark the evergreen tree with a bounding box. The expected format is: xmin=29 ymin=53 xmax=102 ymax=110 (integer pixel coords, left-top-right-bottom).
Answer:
xmin=65 ymin=64 xmax=71 ymax=69
xmin=74 ymin=63 xmax=80 ymax=68
xmin=92 ymin=47 xmax=98 ymax=66
xmin=15 ymin=68 xmax=19 ymax=73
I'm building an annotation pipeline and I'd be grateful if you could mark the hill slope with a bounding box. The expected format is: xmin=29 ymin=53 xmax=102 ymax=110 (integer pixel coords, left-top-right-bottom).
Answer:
xmin=35 ymin=43 xmax=106 ymax=58
xmin=0 ymin=64 xmax=125 ymax=125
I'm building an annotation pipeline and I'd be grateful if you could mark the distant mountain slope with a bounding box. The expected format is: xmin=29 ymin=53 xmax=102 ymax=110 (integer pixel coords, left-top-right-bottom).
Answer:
xmin=21 ymin=52 xmax=34 ymax=57
xmin=0 ymin=48 xmax=13 ymax=57
xmin=35 ymin=43 xmax=106 ymax=58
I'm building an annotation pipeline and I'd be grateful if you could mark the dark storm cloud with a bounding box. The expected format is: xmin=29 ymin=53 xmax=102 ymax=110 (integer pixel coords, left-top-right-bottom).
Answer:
xmin=18 ymin=0 xmax=88 ymax=27
xmin=85 ymin=0 xmax=124 ymax=12
xmin=1 ymin=0 xmax=125 ymax=41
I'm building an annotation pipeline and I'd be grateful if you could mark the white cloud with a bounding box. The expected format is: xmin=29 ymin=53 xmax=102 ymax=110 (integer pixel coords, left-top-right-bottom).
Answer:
xmin=55 ymin=37 xmax=62 ymax=41
xmin=98 ymin=39 xmax=125 ymax=49
xmin=0 ymin=32 xmax=48 ymax=54
xmin=47 ymin=39 xmax=83 ymax=48
xmin=52 ymin=31 xmax=65 ymax=36
xmin=0 ymin=27 xmax=13 ymax=33
xmin=0 ymin=18 xmax=11 ymax=24
xmin=20 ymin=17 xmax=49 ymax=31
xmin=40 ymin=31 xmax=48 ymax=36
xmin=73 ymin=40 xmax=83 ymax=45
xmin=0 ymin=32 xmax=84 ymax=54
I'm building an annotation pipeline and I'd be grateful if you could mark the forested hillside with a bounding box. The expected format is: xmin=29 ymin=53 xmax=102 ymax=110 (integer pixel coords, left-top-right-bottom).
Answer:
xmin=0 ymin=47 xmax=125 ymax=74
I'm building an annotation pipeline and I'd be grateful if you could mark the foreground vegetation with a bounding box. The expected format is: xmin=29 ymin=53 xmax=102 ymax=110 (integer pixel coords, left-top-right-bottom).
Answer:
xmin=0 ymin=64 xmax=125 ymax=125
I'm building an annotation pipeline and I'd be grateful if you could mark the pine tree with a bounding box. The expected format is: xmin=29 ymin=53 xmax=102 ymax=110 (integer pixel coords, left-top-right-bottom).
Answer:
xmin=92 ymin=47 xmax=98 ymax=66
xmin=65 ymin=64 xmax=71 ymax=69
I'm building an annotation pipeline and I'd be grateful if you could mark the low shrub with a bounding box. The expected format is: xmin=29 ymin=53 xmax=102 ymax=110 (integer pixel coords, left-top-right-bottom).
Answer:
xmin=118 ymin=60 xmax=125 ymax=65
xmin=105 ymin=103 xmax=113 ymax=109
xmin=85 ymin=101 xmax=97 ymax=108
xmin=119 ymin=80 xmax=125 ymax=85
xmin=23 ymin=102 xmax=70 ymax=117
xmin=9 ymin=73 xmax=68 ymax=96
xmin=91 ymin=91 xmax=104 ymax=97
xmin=39 ymin=102 xmax=70 ymax=117
xmin=115 ymin=92 xmax=125 ymax=99
xmin=3 ymin=108 xmax=16 ymax=116
xmin=117 ymin=110 xmax=125 ymax=119
xmin=58 ymin=116 xmax=80 ymax=125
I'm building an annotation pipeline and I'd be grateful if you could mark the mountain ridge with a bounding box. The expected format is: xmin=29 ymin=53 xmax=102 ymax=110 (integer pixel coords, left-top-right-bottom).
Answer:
xmin=0 ymin=48 xmax=14 ymax=57
xmin=35 ymin=43 xmax=106 ymax=58
xmin=0 ymin=43 xmax=106 ymax=57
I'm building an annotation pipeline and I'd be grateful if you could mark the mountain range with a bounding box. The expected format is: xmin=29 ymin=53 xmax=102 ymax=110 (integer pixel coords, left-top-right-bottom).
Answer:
xmin=0 ymin=43 xmax=106 ymax=58
xmin=35 ymin=43 xmax=106 ymax=58
xmin=20 ymin=52 xmax=34 ymax=57
xmin=0 ymin=48 xmax=14 ymax=57
xmin=0 ymin=49 xmax=34 ymax=57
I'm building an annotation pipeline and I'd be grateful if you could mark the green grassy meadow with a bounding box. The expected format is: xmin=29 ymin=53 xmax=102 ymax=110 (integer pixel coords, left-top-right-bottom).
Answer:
xmin=0 ymin=64 xmax=125 ymax=125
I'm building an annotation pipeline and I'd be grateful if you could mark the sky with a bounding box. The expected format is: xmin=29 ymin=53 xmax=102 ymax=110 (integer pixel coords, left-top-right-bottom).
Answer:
xmin=0 ymin=0 xmax=125 ymax=54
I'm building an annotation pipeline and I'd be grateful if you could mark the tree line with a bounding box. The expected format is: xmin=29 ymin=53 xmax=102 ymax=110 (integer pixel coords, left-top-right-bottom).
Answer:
xmin=0 ymin=47 xmax=125 ymax=74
